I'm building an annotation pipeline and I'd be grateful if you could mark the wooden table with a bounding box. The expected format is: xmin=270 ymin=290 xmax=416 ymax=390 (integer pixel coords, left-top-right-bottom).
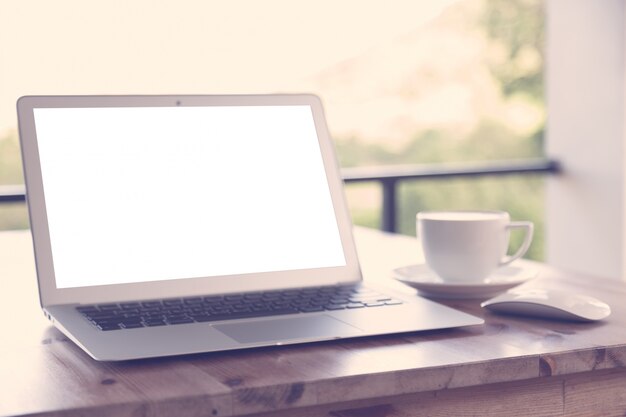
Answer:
xmin=1 ymin=227 xmax=626 ymax=417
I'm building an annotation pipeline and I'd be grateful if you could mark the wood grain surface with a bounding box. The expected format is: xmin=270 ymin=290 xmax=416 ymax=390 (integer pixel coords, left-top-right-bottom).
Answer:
xmin=1 ymin=228 xmax=625 ymax=417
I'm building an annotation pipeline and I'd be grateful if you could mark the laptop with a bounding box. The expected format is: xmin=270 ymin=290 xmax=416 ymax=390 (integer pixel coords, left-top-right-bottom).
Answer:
xmin=17 ymin=94 xmax=482 ymax=361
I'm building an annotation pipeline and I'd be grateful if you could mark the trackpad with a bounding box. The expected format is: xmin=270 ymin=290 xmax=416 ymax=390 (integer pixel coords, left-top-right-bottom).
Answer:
xmin=214 ymin=315 xmax=363 ymax=344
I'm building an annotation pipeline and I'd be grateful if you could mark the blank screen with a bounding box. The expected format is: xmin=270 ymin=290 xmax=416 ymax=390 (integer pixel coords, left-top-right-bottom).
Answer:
xmin=33 ymin=105 xmax=346 ymax=288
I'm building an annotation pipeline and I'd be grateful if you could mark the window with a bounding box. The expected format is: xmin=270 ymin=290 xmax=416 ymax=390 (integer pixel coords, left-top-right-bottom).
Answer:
xmin=0 ymin=0 xmax=546 ymax=257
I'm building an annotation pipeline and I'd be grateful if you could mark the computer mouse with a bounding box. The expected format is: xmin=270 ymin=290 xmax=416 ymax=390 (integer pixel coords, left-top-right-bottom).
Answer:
xmin=481 ymin=289 xmax=611 ymax=322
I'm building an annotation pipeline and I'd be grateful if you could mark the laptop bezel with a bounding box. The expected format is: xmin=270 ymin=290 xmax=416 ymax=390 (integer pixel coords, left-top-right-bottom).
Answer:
xmin=17 ymin=94 xmax=362 ymax=306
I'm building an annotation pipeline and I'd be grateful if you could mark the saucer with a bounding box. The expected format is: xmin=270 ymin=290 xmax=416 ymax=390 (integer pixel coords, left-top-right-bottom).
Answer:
xmin=393 ymin=264 xmax=538 ymax=300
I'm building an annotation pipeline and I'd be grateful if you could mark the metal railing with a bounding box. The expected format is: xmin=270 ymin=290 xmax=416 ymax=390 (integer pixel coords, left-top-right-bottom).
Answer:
xmin=0 ymin=185 xmax=26 ymax=203
xmin=0 ymin=158 xmax=560 ymax=233
xmin=342 ymin=158 xmax=560 ymax=233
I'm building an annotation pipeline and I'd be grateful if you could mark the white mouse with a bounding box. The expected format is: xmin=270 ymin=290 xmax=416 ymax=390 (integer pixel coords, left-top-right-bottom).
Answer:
xmin=481 ymin=289 xmax=611 ymax=322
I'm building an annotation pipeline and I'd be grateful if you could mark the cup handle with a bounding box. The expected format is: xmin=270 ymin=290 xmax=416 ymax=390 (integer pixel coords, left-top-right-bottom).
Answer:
xmin=499 ymin=221 xmax=534 ymax=267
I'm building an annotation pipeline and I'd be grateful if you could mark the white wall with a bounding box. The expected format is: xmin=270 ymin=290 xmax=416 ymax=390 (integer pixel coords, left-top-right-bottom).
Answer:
xmin=546 ymin=0 xmax=625 ymax=279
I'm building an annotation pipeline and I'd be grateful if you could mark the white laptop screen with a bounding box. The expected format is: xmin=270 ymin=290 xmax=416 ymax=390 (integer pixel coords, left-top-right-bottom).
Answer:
xmin=33 ymin=105 xmax=346 ymax=289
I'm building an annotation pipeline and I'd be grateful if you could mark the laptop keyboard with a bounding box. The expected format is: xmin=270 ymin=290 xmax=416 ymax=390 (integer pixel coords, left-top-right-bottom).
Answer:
xmin=76 ymin=285 xmax=403 ymax=331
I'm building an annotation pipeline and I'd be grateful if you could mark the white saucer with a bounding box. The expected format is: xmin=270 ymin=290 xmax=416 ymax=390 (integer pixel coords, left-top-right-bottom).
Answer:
xmin=393 ymin=264 xmax=538 ymax=300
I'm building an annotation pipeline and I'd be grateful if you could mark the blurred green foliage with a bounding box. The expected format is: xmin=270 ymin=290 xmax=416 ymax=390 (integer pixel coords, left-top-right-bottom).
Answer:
xmin=0 ymin=131 xmax=23 ymax=185
xmin=337 ymin=120 xmax=543 ymax=168
xmin=0 ymin=131 xmax=28 ymax=229
xmin=339 ymin=0 xmax=546 ymax=260
xmin=481 ymin=0 xmax=544 ymax=99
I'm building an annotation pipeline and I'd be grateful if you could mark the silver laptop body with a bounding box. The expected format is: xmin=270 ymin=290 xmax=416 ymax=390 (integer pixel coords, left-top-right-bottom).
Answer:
xmin=17 ymin=94 xmax=482 ymax=361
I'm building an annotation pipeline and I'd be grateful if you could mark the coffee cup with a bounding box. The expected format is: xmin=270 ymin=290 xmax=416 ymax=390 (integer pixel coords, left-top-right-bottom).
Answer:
xmin=416 ymin=210 xmax=533 ymax=282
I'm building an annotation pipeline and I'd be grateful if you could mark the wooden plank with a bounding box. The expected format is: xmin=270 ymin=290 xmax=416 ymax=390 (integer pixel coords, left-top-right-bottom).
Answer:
xmin=247 ymin=377 xmax=564 ymax=417
xmin=0 ymin=343 xmax=142 ymax=417
xmin=189 ymin=347 xmax=330 ymax=415
xmin=316 ymin=356 xmax=540 ymax=406
xmin=0 ymin=335 xmax=233 ymax=417
xmin=563 ymin=368 xmax=626 ymax=416
xmin=107 ymin=354 xmax=233 ymax=417
xmin=538 ymin=343 xmax=626 ymax=377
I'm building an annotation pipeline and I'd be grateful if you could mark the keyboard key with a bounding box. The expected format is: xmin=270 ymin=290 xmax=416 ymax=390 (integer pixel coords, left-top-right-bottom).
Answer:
xmin=122 ymin=322 xmax=144 ymax=329
xmin=144 ymin=320 xmax=167 ymax=327
xmin=167 ymin=318 xmax=194 ymax=325
xmin=94 ymin=317 xmax=124 ymax=325
xmin=225 ymin=294 xmax=244 ymax=301
xmin=189 ymin=314 xmax=212 ymax=322
xmin=183 ymin=297 xmax=203 ymax=304
xmin=165 ymin=314 xmax=189 ymax=321
xmin=365 ymin=302 xmax=385 ymax=307
xmin=208 ymin=308 xmax=298 ymax=322
xmin=97 ymin=323 xmax=121 ymax=331
xmin=142 ymin=301 xmax=162 ymax=308
xmin=324 ymin=304 xmax=346 ymax=310
xmin=146 ymin=310 xmax=164 ymax=316
xmin=262 ymin=293 xmax=281 ymax=300
xmin=243 ymin=293 xmax=263 ymax=300
xmin=299 ymin=306 xmax=324 ymax=313
xmin=87 ymin=312 xmax=118 ymax=320
xmin=198 ymin=313 xmax=249 ymax=322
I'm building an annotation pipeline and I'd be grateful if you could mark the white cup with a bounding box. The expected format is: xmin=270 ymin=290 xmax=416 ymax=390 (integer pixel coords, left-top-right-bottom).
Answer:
xmin=416 ymin=210 xmax=534 ymax=282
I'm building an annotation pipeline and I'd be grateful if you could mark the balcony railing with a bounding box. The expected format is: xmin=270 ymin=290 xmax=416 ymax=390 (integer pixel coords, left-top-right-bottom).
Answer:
xmin=342 ymin=158 xmax=560 ymax=233
xmin=0 ymin=185 xmax=26 ymax=203
xmin=0 ymin=158 xmax=560 ymax=233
